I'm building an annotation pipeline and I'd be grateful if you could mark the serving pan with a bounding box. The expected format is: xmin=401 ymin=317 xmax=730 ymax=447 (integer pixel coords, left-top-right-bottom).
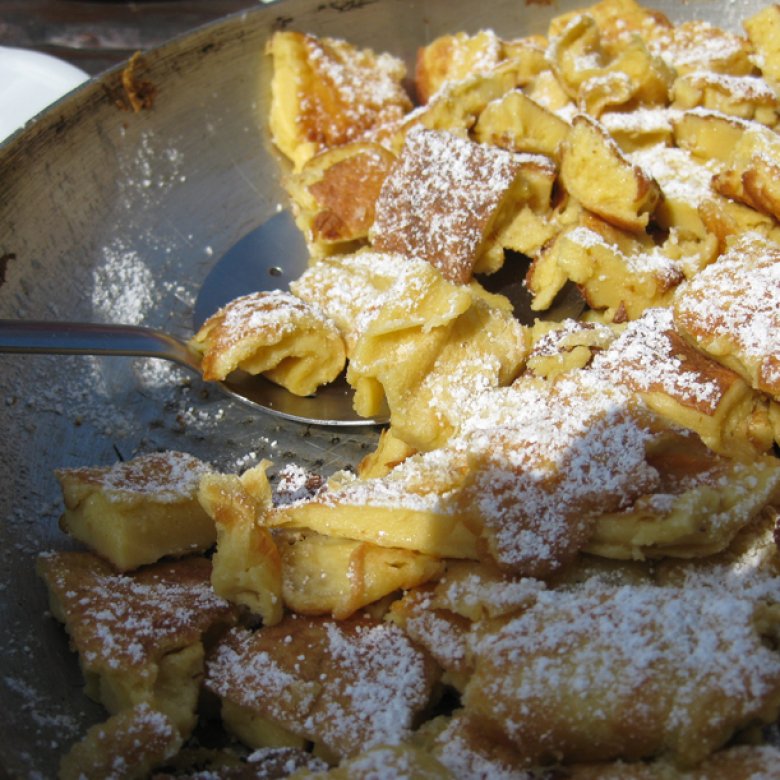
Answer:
xmin=0 ymin=0 xmax=769 ymax=775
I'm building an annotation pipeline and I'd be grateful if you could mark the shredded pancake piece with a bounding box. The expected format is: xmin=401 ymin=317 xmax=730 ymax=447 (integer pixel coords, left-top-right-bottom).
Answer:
xmin=464 ymin=581 xmax=780 ymax=768
xmin=190 ymin=290 xmax=346 ymax=396
xmin=370 ymin=127 xmax=530 ymax=283
xmin=673 ymin=232 xmax=780 ymax=398
xmin=206 ymin=616 xmax=439 ymax=759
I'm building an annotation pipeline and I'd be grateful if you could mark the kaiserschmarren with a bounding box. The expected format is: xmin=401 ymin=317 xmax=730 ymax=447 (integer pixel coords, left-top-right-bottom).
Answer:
xmin=38 ymin=0 xmax=780 ymax=776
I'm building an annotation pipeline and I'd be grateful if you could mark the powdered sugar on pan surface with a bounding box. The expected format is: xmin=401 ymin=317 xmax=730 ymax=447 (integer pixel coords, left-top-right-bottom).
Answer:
xmin=91 ymin=240 xmax=157 ymax=325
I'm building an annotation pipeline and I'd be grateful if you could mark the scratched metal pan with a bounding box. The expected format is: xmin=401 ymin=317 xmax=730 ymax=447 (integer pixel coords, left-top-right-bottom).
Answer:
xmin=0 ymin=0 xmax=766 ymax=775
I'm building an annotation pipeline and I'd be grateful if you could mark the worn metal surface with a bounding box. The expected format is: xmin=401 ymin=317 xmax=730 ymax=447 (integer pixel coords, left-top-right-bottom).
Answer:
xmin=0 ymin=0 xmax=767 ymax=775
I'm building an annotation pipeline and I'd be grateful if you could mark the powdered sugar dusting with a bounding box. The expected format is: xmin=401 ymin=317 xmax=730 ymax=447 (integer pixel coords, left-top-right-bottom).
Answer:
xmin=303 ymin=372 xmax=659 ymax=576
xmin=432 ymin=714 xmax=535 ymax=780
xmin=459 ymin=375 xmax=659 ymax=573
xmin=424 ymin=29 xmax=504 ymax=102
xmin=204 ymin=290 xmax=332 ymax=346
xmin=207 ymin=628 xmax=319 ymax=721
xmin=207 ymin=618 xmax=434 ymax=756
xmin=592 ymin=307 xmax=729 ymax=412
xmin=467 ymin=581 xmax=780 ymax=757
xmin=291 ymin=251 xmax=440 ymax=349
xmin=316 ymin=620 xmax=431 ymax=750
xmin=529 ymin=320 xmax=616 ymax=360
xmin=38 ymin=554 xmax=232 ymax=671
xmin=681 ymin=70 xmax=777 ymax=103
xmin=565 ymin=225 xmax=684 ymax=282
xmin=371 ymin=127 xmax=525 ymax=282
xmin=438 ymin=568 xmax=546 ymax=621
xmin=673 ymin=233 xmax=780 ymax=392
xmin=628 ymin=145 xmax=718 ymax=205
xmin=400 ymin=592 xmax=469 ymax=672
xmin=648 ymin=20 xmax=749 ymax=73
xmin=57 ymin=451 xmax=210 ymax=504
xmin=91 ymin=241 xmax=156 ymax=325
xmin=601 ymin=106 xmax=682 ymax=135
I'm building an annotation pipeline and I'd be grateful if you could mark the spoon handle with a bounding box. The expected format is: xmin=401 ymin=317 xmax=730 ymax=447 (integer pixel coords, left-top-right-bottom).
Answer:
xmin=0 ymin=319 xmax=201 ymax=372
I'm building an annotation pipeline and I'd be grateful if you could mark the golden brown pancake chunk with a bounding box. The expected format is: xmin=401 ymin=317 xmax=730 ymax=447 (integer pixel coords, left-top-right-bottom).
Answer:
xmin=56 ymin=451 xmax=215 ymax=572
xmin=587 ymin=429 xmax=780 ymax=560
xmin=415 ymin=29 xmax=506 ymax=104
xmin=206 ymin=616 xmax=439 ymax=760
xmin=492 ymin=155 xmax=564 ymax=258
xmin=275 ymin=527 xmax=444 ymax=620
xmin=271 ymin=373 xmax=662 ymax=580
xmin=348 ymin=290 xmax=527 ymax=451
xmin=463 ymin=581 xmax=780 ymax=768
xmin=37 ymin=552 xmax=235 ymax=736
xmin=291 ymin=250 xmax=434 ymax=354
xmin=646 ymin=19 xmax=754 ymax=76
xmin=673 ymin=233 xmax=780 ymax=399
xmin=267 ymin=445 xmax=480 ymax=562
xmin=455 ymin=374 xmax=660 ymax=578
xmin=291 ymin=250 xmax=410 ymax=353
xmin=417 ymin=710 xmax=536 ymax=780
xmin=671 ymin=108 xmax=753 ymax=165
xmin=390 ymin=562 xmax=546 ymax=691
xmin=357 ymin=427 xmax=417 ymax=479
xmin=526 ymin=319 xmax=618 ymax=379
xmin=423 ymin=560 xmax=545 ymax=625
xmin=527 ymin=219 xmax=684 ymax=320
xmin=344 ymin=258 xmax=474 ymax=423
xmin=376 ymin=56 xmax=533 ymax=154
xmin=475 ymin=90 xmax=570 ymax=158
xmin=626 ymin=145 xmax=719 ymax=247
xmin=559 ymin=114 xmax=661 ymax=233
xmin=549 ymin=13 xmax=673 ymax=116
xmin=190 ymin=290 xmax=346 ymax=397
xmin=566 ymin=744 xmax=780 ymax=779
xmin=656 ymin=505 xmax=780 ymax=595
xmin=59 ymin=704 xmax=182 ymax=780
xmin=369 ymin=127 xmax=530 ymax=283
xmin=671 ymin=72 xmax=779 ymax=127
xmin=745 ymin=4 xmax=780 ymax=86
xmin=285 ymin=142 xmax=396 ymax=258
xmin=547 ymin=0 xmax=671 ymax=50
xmin=708 ymin=123 xmax=780 ymax=221
xmin=267 ymin=31 xmax=411 ymax=170
xmin=591 ymin=306 xmax=773 ymax=455
xmin=390 ymin=585 xmax=474 ymax=690
xmin=197 ymin=467 xmax=284 ymax=627
xmin=600 ymin=106 xmax=678 ymax=152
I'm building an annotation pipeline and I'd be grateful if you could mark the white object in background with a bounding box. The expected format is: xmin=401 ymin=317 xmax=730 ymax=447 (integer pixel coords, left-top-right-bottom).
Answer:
xmin=0 ymin=46 xmax=89 ymax=143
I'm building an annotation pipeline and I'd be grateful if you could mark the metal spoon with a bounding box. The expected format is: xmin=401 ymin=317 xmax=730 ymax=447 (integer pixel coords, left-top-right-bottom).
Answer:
xmin=0 ymin=318 xmax=377 ymax=426
xmin=0 ymin=211 xmax=583 ymax=426
xmin=0 ymin=212 xmax=380 ymax=426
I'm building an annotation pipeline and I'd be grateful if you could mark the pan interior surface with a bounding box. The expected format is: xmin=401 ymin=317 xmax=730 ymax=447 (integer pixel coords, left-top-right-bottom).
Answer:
xmin=0 ymin=0 xmax=768 ymax=776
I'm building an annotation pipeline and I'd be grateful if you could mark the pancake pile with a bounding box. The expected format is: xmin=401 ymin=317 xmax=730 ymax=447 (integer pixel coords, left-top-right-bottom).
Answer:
xmin=40 ymin=1 xmax=780 ymax=777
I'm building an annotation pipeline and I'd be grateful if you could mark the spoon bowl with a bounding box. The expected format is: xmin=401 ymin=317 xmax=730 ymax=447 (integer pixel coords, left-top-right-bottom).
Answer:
xmin=192 ymin=209 xmax=385 ymax=425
